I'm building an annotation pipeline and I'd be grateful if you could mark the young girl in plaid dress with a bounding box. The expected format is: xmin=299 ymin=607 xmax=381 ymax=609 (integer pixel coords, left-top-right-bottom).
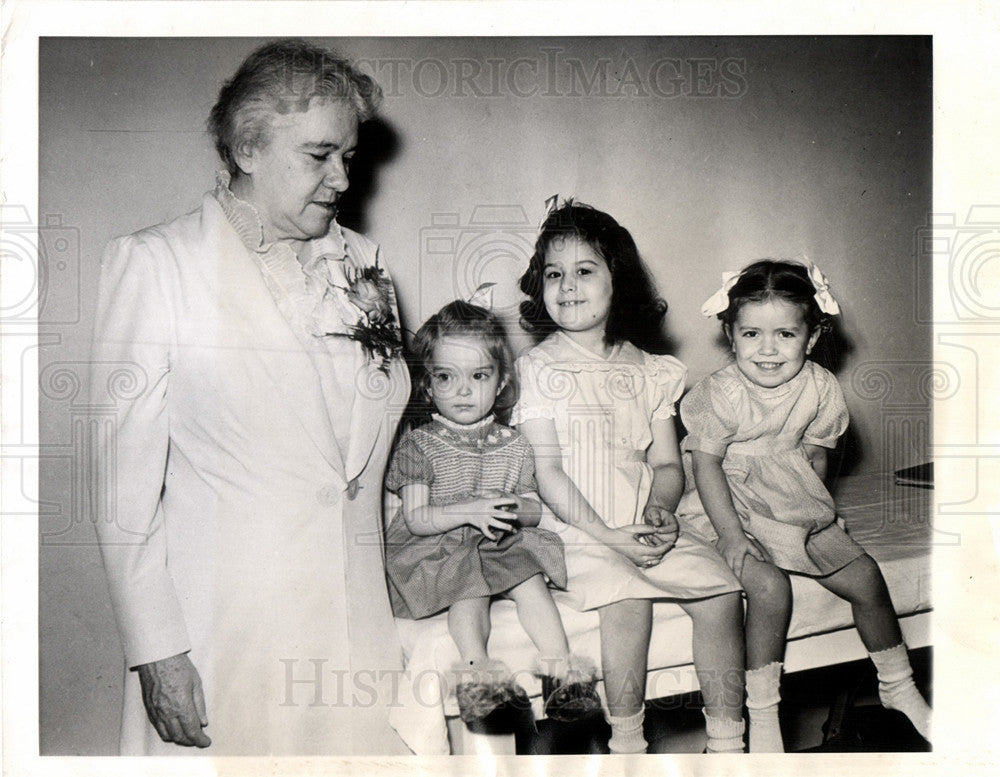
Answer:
xmin=384 ymin=301 xmax=601 ymax=728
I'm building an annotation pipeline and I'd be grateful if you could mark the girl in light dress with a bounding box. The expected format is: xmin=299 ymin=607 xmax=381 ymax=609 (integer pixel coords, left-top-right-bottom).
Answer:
xmin=383 ymin=300 xmax=601 ymax=729
xmin=677 ymin=259 xmax=932 ymax=750
xmin=512 ymin=202 xmax=747 ymax=754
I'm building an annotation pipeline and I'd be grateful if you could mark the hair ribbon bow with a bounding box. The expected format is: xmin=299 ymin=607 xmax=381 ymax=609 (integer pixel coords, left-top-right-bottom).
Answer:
xmin=700 ymin=271 xmax=741 ymax=316
xmin=806 ymin=261 xmax=841 ymax=315
xmin=701 ymin=261 xmax=841 ymax=317
xmin=539 ymin=193 xmax=560 ymax=229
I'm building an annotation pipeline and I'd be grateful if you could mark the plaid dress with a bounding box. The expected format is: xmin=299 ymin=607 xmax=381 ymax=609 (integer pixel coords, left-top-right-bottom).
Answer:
xmin=384 ymin=415 xmax=567 ymax=620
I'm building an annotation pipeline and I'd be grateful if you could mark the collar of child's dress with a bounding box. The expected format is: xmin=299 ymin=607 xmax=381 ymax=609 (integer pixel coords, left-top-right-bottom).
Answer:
xmin=430 ymin=414 xmax=516 ymax=450
xmin=431 ymin=413 xmax=495 ymax=435
xmin=540 ymin=331 xmax=656 ymax=375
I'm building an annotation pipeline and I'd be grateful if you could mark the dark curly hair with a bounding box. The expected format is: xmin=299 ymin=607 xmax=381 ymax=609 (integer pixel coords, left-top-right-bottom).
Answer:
xmin=717 ymin=259 xmax=831 ymax=338
xmin=207 ymin=38 xmax=382 ymax=176
xmin=518 ymin=201 xmax=667 ymax=352
xmin=409 ymin=300 xmax=518 ymax=424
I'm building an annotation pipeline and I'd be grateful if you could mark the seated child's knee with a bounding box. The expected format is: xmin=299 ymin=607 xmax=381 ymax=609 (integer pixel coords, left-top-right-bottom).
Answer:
xmin=753 ymin=565 xmax=791 ymax=603
xmin=852 ymin=553 xmax=883 ymax=585
xmin=702 ymin=591 xmax=744 ymax=622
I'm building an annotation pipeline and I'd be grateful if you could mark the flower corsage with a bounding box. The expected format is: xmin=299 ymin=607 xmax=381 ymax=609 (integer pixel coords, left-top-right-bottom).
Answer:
xmin=337 ymin=263 xmax=404 ymax=374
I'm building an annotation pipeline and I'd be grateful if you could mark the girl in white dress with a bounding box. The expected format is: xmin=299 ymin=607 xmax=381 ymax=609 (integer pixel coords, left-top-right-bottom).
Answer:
xmin=512 ymin=201 xmax=746 ymax=753
xmin=679 ymin=259 xmax=931 ymax=750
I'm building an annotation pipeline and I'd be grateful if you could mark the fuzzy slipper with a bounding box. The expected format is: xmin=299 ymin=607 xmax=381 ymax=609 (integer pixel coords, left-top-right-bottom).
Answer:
xmin=451 ymin=660 xmax=530 ymax=729
xmin=537 ymin=654 xmax=603 ymax=723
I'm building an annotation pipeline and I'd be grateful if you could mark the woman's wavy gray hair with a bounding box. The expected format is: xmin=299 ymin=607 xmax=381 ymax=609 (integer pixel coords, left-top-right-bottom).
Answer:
xmin=208 ymin=39 xmax=383 ymax=175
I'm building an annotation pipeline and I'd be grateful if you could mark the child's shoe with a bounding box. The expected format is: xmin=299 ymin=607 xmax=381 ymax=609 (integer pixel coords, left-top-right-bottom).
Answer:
xmin=452 ymin=659 xmax=530 ymax=731
xmin=538 ymin=654 xmax=602 ymax=723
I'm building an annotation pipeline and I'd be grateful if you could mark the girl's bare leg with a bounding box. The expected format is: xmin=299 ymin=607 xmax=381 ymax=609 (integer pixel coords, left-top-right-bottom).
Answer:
xmin=816 ymin=554 xmax=930 ymax=740
xmin=741 ymin=558 xmax=792 ymax=668
xmin=506 ymin=574 xmax=570 ymax=660
xmin=448 ymin=596 xmax=491 ymax=665
xmin=740 ymin=558 xmax=791 ymax=751
xmin=814 ymin=554 xmax=901 ymax=651
xmin=598 ymin=599 xmax=651 ymax=753
xmin=681 ymin=592 xmax=746 ymax=752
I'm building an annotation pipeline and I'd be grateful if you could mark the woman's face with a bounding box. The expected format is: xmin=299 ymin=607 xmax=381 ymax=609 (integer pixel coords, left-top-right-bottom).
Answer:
xmin=237 ymin=98 xmax=357 ymax=245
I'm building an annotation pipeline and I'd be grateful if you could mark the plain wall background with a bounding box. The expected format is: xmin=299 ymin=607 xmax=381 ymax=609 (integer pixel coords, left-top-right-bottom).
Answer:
xmin=38 ymin=36 xmax=931 ymax=754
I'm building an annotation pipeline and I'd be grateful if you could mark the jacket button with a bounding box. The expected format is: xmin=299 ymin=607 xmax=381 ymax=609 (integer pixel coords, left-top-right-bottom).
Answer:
xmin=346 ymin=479 xmax=361 ymax=500
xmin=317 ymin=485 xmax=340 ymax=507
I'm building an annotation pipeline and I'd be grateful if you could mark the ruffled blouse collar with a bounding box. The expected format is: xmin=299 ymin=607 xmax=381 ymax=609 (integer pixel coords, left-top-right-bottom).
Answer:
xmin=214 ymin=171 xmax=270 ymax=252
xmin=213 ymin=171 xmax=349 ymax=261
xmin=214 ymin=171 xmax=359 ymax=338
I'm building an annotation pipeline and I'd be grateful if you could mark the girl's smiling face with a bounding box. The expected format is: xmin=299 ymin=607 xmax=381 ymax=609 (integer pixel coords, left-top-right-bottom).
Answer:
xmin=729 ymin=298 xmax=821 ymax=389
xmin=541 ymin=237 xmax=613 ymax=342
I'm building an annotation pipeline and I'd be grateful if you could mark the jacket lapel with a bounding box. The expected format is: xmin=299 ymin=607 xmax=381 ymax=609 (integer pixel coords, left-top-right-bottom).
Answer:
xmin=204 ymin=197 xmax=346 ymax=481
xmin=339 ymin=232 xmax=410 ymax=480
xmin=344 ymin=355 xmax=408 ymax=480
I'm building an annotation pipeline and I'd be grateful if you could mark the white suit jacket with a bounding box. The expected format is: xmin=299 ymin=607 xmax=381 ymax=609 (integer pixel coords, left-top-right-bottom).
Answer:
xmin=91 ymin=193 xmax=411 ymax=755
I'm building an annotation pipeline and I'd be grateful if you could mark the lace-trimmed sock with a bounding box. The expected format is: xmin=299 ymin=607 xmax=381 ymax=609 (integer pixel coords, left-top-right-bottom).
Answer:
xmin=703 ymin=711 xmax=745 ymax=753
xmin=746 ymin=661 xmax=784 ymax=753
xmin=606 ymin=708 xmax=647 ymax=754
xmin=869 ymin=643 xmax=931 ymax=741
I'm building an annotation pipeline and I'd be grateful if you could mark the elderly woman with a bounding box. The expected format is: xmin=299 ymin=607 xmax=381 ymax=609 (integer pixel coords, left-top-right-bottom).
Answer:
xmin=92 ymin=40 xmax=410 ymax=755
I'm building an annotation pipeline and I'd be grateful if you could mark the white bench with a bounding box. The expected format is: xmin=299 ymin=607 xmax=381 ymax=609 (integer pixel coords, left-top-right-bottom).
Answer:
xmin=387 ymin=473 xmax=933 ymax=754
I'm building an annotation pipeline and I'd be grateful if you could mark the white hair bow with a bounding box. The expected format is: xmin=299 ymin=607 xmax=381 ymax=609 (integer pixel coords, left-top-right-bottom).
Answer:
xmin=700 ymin=271 xmax=741 ymax=316
xmin=806 ymin=261 xmax=841 ymax=315
xmin=700 ymin=260 xmax=841 ymax=317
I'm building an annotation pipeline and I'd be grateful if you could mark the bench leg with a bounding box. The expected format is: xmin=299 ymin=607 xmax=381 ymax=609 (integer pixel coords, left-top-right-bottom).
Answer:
xmin=446 ymin=716 xmax=517 ymax=755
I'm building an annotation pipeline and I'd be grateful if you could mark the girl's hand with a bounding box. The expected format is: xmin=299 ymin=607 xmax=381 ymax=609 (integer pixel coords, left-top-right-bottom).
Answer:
xmin=716 ymin=532 xmax=770 ymax=579
xmin=605 ymin=525 xmax=671 ymax=568
xmin=466 ymin=490 xmax=519 ymax=541
xmin=641 ymin=505 xmax=679 ymax=551
xmin=492 ymin=493 xmax=542 ymax=527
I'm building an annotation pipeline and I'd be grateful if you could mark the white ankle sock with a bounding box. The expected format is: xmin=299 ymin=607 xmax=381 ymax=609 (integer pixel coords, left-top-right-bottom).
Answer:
xmin=703 ymin=711 xmax=745 ymax=753
xmin=606 ymin=708 xmax=647 ymax=754
xmin=869 ymin=643 xmax=931 ymax=741
xmin=746 ymin=661 xmax=784 ymax=753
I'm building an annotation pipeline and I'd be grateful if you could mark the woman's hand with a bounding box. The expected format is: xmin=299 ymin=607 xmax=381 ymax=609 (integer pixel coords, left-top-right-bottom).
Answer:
xmin=641 ymin=505 xmax=679 ymax=551
xmin=716 ymin=531 xmax=770 ymax=579
xmin=465 ymin=490 xmax=520 ymax=541
xmin=136 ymin=652 xmax=211 ymax=748
xmin=604 ymin=524 xmax=672 ymax=568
